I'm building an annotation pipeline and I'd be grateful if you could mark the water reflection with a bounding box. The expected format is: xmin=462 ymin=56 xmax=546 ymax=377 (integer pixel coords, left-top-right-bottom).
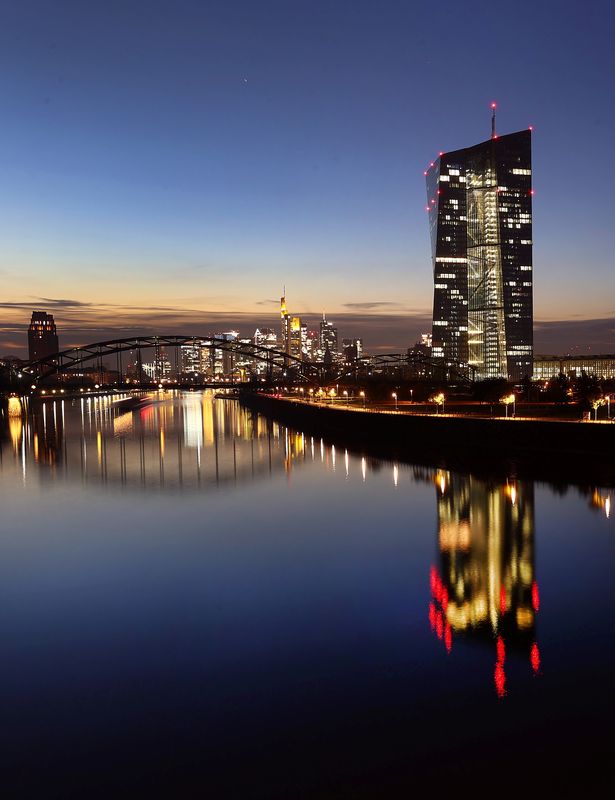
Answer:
xmin=0 ymin=393 xmax=295 ymax=490
xmin=428 ymin=471 xmax=540 ymax=697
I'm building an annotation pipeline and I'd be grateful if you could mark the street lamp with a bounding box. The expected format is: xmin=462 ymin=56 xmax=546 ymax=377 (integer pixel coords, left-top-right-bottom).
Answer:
xmin=410 ymin=388 xmax=414 ymax=402
xmin=430 ymin=392 xmax=445 ymax=414
xmin=392 ymin=392 xmax=398 ymax=411
xmin=359 ymin=390 xmax=366 ymax=408
xmin=343 ymin=390 xmax=348 ymax=406
xmin=500 ymin=393 xmax=516 ymax=418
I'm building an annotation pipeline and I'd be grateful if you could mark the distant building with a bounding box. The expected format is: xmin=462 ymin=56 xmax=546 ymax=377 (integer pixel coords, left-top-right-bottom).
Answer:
xmin=319 ymin=313 xmax=338 ymax=361
xmin=303 ymin=329 xmax=319 ymax=362
xmin=342 ymin=338 xmax=363 ymax=363
xmin=280 ymin=291 xmax=303 ymax=360
xmin=427 ymin=121 xmax=533 ymax=380
xmin=28 ymin=311 xmax=59 ymax=362
xmin=533 ymin=355 xmax=615 ymax=381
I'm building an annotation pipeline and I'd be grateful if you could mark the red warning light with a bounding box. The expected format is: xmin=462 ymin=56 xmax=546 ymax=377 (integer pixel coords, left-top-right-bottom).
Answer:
xmin=423 ymin=171 xmax=428 ymax=176
xmin=491 ymin=102 xmax=497 ymax=109
xmin=430 ymin=162 xmax=435 ymax=168
xmin=528 ymin=125 xmax=534 ymax=131
xmin=439 ymin=151 xmax=444 ymax=156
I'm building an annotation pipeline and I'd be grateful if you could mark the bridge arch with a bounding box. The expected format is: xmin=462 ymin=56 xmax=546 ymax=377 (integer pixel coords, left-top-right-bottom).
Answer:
xmin=21 ymin=335 xmax=320 ymax=384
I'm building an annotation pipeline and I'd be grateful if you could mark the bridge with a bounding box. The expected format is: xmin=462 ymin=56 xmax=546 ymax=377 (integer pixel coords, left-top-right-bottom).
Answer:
xmin=17 ymin=335 xmax=473 ymax=387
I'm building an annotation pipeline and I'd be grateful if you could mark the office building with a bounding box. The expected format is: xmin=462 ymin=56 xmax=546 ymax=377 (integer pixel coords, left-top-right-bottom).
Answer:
xmin=28 ymin=311 xmax=60 ymax=362
xmin=427 ymin=117 xmax=533 ymax=380
xmin=533 ymin=354 xmax=615 ymax=381
xmin=319 ymin=313 xmax=338 ymax=361
xmin=280 ymin=292 xmax=302 ymax=360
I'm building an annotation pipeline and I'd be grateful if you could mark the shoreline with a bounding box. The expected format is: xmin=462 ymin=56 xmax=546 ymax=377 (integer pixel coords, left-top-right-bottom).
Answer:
xmin=240 ymin=393 xmax=615 ymax=488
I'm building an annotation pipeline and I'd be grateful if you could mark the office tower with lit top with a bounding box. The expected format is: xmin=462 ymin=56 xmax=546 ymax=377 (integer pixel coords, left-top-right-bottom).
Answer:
xmin=426 ymin=108 xmax=533 ymax=381
xmin=28 ymin=311 xmax=59 ymax=362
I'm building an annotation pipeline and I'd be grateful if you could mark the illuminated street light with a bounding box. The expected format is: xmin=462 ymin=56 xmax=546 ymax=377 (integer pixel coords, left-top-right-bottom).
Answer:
xmin=343 ymin=390 xmax=348 ymax=406
xmin=359 ymin=390 xmax=366 ymax=408
xmin=430 ymin=392 xmax=445 ymax=413
xmin=500 ymin=393 xmax=516 ymax=418
xmin=392 ymin=392 xmax=398 ymax=411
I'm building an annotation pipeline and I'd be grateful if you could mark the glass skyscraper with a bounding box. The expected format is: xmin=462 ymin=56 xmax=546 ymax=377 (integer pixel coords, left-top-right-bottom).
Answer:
xmin=426 ymin=128 xmax=533 ymax=381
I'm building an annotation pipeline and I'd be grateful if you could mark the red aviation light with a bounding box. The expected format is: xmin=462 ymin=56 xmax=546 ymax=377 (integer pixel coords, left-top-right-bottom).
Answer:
xmin=528 ymin=125 xmax=534 ymax=131
xmin=430 ymin=162 xmax=435 ymax=167
xmin=491 ymin=101 xmax=497 ymax=109
xmin=425 ymin=206 xmax=430 ymax=212
xmin=423 ymin=170 xmax=428 ymax=176
xmin=438 ymin=151 xmax=444 ymax=156
xmin=530 ymin=189 xmax=535 ymax=196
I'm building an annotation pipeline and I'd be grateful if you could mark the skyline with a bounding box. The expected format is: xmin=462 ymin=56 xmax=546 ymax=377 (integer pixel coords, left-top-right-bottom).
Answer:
xmin=1 ymin=0 xmax=615 ymax=355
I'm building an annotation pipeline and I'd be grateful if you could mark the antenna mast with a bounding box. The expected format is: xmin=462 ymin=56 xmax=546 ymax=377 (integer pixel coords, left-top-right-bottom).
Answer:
xmin=491 ymin=102 xmax=497 ymax=139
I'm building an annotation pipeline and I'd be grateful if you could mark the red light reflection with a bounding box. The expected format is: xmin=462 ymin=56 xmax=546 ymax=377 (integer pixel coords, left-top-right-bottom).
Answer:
xmin=530 ymin=642 xmax=541 ymax=674
xmin=532 ymin=581 xmax=540 ymax=612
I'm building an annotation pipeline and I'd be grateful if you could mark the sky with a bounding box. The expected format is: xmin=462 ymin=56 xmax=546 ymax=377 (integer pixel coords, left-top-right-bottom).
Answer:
xmin=1 ymin=0 xmax=615 ymax=355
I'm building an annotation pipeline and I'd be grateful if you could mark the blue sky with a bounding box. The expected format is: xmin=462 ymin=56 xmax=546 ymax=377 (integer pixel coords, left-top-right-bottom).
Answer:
xmin=1 ymin=0 xmax=614 ymax=354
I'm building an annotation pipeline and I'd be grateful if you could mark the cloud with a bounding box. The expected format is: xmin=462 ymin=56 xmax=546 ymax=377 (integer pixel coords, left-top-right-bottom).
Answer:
xmin=255 ymin=299 xmax=280 ymax=306
xmin=37 ymin=297 xmax=93 ymax=308
xmin=343 ymin=301 xmax=404 ymax=310
xmin=534 ymin=317 xmax=615 ymax=354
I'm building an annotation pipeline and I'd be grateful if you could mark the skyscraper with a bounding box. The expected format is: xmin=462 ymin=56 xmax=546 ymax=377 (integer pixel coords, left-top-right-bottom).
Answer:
xmin=319 ymin=313 xmax=338 ymax=361
xmin=426 ymin=118 xmax=533 ymax=381
xmin=28 ymin=311 xmax=59 ymax=362
xmin=280 ymin=291 xmax=302 ymax=359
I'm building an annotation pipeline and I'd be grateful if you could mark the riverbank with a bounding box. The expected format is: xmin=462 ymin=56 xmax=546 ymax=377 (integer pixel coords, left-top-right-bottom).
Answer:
xmin=241 ymin=393 xmax=615 ymax=487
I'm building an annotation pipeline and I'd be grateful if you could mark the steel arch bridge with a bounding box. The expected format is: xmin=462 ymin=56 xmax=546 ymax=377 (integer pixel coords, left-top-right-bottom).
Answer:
xmin=22 ymin=335 xmax=321 ymax=384
xmin=20 ymin=336 xmax=474 ymax=386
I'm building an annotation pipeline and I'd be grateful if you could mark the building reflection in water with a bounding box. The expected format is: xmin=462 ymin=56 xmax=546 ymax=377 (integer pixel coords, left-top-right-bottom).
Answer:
xmin=428 ymin=470 xmax=541 ymax=697
xmin=0 ymin=391 xmax=345 ymax=492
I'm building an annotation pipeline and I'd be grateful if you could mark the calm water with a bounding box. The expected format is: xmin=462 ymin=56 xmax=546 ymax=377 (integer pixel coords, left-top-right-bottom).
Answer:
xmin=1 ymin=391 xmax=613 ymax=796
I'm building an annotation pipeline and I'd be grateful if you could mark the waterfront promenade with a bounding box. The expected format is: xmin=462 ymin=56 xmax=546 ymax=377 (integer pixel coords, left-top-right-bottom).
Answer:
xmin=242 ymin=392 xmax=615 ymax=486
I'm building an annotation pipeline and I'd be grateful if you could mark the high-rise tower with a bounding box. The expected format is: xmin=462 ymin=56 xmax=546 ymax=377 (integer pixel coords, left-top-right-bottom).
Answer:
xmin=27 ymin=311 xmax=59 ymax=362
xmin=426 ymin=120 xmax=533 ymax=381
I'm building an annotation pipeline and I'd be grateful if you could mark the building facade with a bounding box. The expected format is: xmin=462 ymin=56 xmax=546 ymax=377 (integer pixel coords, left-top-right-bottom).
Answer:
xmin=533 ymin=354 xmax=615 ymax=381
xmin=427 ymin=128 xmax=533 ymax=381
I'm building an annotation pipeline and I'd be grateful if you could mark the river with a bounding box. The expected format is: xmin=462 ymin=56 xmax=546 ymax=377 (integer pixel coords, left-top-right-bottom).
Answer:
xmin=1 ymin=390 xmax=612 ymax=795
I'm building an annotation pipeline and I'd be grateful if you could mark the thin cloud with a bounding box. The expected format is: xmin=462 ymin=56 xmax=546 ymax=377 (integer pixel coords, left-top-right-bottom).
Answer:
xmin=343 ymin=301 xmax=404 ymax=310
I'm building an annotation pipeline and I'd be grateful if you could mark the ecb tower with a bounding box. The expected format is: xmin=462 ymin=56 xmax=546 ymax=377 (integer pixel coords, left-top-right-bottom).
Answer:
xmin=426 ymin=114 xmax=533 ymax=381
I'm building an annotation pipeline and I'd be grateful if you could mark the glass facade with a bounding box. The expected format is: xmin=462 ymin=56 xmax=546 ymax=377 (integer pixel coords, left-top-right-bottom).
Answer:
xmin=427 ymin=130 xmax=533 ymax=381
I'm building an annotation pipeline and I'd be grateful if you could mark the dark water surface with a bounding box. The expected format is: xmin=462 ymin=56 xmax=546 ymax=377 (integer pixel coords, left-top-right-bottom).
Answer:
xmin=1 ymin=392 xmax=613 ymax=796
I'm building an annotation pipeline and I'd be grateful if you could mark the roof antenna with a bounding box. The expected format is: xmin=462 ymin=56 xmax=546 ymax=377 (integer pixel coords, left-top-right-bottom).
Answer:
xmin=491 ymin=102 xmax=497 ymax=139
